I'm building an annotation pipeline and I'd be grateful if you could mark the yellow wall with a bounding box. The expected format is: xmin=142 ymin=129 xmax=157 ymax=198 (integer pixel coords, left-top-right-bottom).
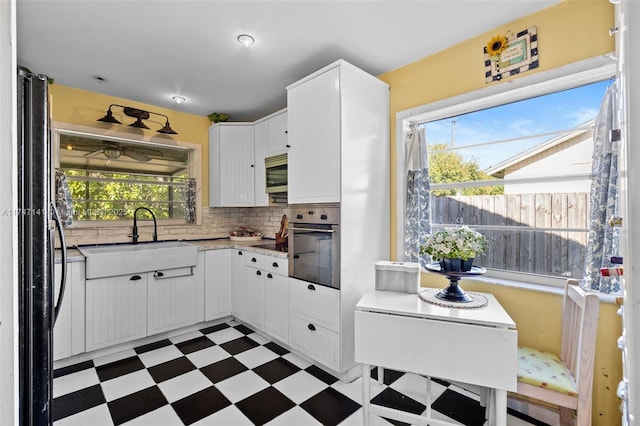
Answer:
xmin=378 ymin=0 xmax=619 ymax=423
xmin=48 ymin=85 xmax=211 ymax=205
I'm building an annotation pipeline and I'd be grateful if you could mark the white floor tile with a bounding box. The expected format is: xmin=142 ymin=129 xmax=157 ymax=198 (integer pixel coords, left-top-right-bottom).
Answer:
xmin=121 ymin=405 xmax=183 ymax=426
xmin=215 ymin=370 xmax=270 ymax=403
xmin=186 ymin=345 xmax=230 ymax=368
xmin=247 ymin=332 xmax=270 ymax=345
xmin=234 ymin=345 xmax=279 ymax=369
xmin=53 ymin=368 xmax=100 ymax=398
xmin=338 ymin=408 xmax=394 ymax=426
xmin=158 ymin=369 xmax=212 ymax=403
xmin=265 ymin=406 xmax=322 ymax=426
xmin=53 ymin=404 xmax=114 ymax=426
xmin=137 ymin=345 xmax=184 ymax=368
xmin=169 ymin=330 xmax=204 ymax=344
xmin=389 ymin=373 xmax=447 ymax=406
xmin=273 ymin=370 xmax=329 ymax=404
xmin=92 ymin=348 xmax=137 ymax=367
xmin=192 ymin=404 xmax=251 ymax=425
xmin=207 ymin=327 xmax=244 ymax=344
xmin=100 ymin=369 xmax=155 ymax=402
xmin=281 ymin=352 xmax=312 ymax=369
xmin=331 ymin=376 xmax=386 ymax=405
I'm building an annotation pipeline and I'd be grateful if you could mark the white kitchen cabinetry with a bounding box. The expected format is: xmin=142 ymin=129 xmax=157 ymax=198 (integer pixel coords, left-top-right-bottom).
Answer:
xmin=267 ymin=110 xmax=288 ymax=155
xmin=263 ymin=256 xmax=289 ymax=344
xmin=209 ymin=123 xmax=255 ymax=207
xmin=253 ymin=120 xmax=270 ymax=207
xmin=289 ymin=315 xmax=340 ymax=371
xmin=85 ymin=273 xmax=148 ymax=352
xmin=204 ymin=249 xmax=232 ymax=320
xmin=147 ymin=265 xmax=203 ymax=336
xmin=244 ymin=254 xmax=265 ymax=330
xmin=53 ymin=261 xmax=85 ymax=361
xmin=231 ymin=249 xmax=249 ymax=322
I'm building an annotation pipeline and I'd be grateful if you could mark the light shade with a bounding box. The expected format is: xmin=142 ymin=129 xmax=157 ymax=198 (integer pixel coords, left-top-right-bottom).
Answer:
xmin=129 ymin=116 xmax=150 ymax=129
xmin=237 ymin=34 xmax=254 ymax=47
xmin=97 ymin=104 xmax=178 ymax=134
xmin=157 ymin=120 xmax=178 ymax=135
xmin=97 ymin=108 xmax=122 ymax=124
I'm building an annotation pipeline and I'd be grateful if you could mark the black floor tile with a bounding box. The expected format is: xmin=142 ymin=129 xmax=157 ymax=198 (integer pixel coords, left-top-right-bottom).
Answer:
xmin=53 ymin=360 xmax=94 ymax=379
xmin=96 ymin=356 xmax=145 ymax=382
xmin=371 ymin=387 xmax=426 ymax=424
xmin=220 ymin=336 xmax=260 ymax=355
xmin=52 ymin=384 xmax=106 ymax=422
xmin=172 ymin=385 xmax=232 ymax=425
xmin=107 ymin=385 xmax=168 ymax=425
xmin=147 ymin=356 xmax=196 ymax=383
xmin=200 ymin=322 xmax=230 ymax=334
xmin=233 ymin=323 xmax=254 ymax=335
xmin=305 ymin=364 xmax=339 ymax=385
xmin=175 ymin=335 xmax=215 ymax=355
xmin=134 ymin=338 xmax=172 ymax=354
xmin=300 ymin=387 xmax=360 ymax=426
xmin=236 ymin=386 xmax=296 ymax=425
xmin=264 ymin=341 xmax=289 ymax=356
xmin=431 ymin=389 xmax=486 ymax=426
xmin=200 ymin=356 xmax=248 ymax=383
xmin=432 ymin=377 xmax=451 ymax=387
xmin=253 ymin=357 xmax=300 ymax=384
xmin=371 ymin=367 xmax=405 ymax=385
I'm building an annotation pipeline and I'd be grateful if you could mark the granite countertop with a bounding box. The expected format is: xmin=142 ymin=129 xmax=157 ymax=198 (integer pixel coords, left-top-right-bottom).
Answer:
xmin=56 ymin=238 xmax=288 ymax=263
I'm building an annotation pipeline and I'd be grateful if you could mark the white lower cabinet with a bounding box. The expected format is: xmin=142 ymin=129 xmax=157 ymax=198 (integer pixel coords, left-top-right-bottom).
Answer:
xmin=147 ymin=266 xmax=203 ymax=335
xmin=289 ymin=315 xmax=340 ymax=371
xmin=204 ymin=249 xmax=232 ymax=320
xmin=54 ymin=261 xmax=85 ymax=360
xmin=264 ymin=258 xmax=289 ymax=344
xmin=231 ymin=249 xmax=248 ymax=322
xmin=244 ymin=265 xmax=265 ymax=330
xmin=85 ymin=273 xmax=148 ymax=352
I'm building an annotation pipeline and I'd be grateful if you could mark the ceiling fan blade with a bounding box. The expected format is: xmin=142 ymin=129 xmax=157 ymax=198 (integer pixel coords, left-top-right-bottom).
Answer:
xmin=84 ymin=149 xmax=103 ymax=157
xmin=123 ymin=150 xmax=151 ymax=162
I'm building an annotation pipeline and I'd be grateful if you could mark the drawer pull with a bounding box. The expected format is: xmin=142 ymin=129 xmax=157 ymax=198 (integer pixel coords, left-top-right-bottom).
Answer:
xmin=272 ymin=262 xmax=279 ymax=268
xmin=155 ymin=271 xmax=165 ymax=278
xmin=267 ymin=273 xmax=273 ymax=279
xmin=308 ymin=324 xmax=316 ymax=331
xmin=307 ymin=284 xmax=316 ymax=291
xmin=251 ymin=257 xmax=257 ymax=263
xmin=256 ymin=270 xmax=262 ymax=276
xmin=130 ymin=275 xmax=142 ymax=281
xmin=238 ymin=251 xmax=243 ymax=256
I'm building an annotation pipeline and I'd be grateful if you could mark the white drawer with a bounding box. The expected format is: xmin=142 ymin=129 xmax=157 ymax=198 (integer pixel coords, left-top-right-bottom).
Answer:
xmin=244 ymin=252 xmax=264 ymax=269
xmin=264 ymin=256 xmax=288 ymax=276
xmin=289 ymin=277 xmax=340 ymax=332
xmin=289 ymin=315 xmax=340 ymax=371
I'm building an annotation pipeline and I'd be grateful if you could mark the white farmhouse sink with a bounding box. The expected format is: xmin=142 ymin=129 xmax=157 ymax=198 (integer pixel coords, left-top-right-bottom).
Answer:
xmin=78 ymin=241 xmax=199 ymax=279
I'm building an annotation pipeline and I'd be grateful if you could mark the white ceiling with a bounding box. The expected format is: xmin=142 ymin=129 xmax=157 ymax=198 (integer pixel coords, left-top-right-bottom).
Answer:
xmin=17 ymin=0 xmax=560 ymax=122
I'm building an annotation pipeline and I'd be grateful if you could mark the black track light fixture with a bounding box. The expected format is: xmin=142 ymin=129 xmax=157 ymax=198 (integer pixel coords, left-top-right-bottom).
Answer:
xmin=97 ymin=104 xmax=178 ymax=135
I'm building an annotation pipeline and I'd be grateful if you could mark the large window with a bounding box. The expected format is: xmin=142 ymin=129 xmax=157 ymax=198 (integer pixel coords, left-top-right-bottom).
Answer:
xmin=57 ymin=130 xmax=196 ymax=223
xmin=398 ymin=60 xmax=615 ymax=286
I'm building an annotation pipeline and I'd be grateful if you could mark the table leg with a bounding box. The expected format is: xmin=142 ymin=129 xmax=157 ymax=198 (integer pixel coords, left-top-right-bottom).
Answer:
xmin=495 ymin=389 xmax=507 ymax=426
xmin=362 ymin=364 xmax=371 ymax=426
xmin=377 ymin=366 xmax=384 ymax=385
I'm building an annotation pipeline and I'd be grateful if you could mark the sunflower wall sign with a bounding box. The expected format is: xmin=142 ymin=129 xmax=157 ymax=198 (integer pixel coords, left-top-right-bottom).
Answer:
xmin=484 ymin=26 xmax=538 ymax=83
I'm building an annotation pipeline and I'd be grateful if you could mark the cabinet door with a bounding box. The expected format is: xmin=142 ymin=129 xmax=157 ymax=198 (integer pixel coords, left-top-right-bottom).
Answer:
xmin=289 ymin=315 xmax=340 ymax=371
xmin=289 ymin=277 xmax=340 ymax=333
xmin=268 ymin=111 xmax=288 ymax=155
xmin=210 ymin=124 xmax=255 ymax=207
xmin=53 ymin=262 xmax=72 ymax=360
xmin=287 ymin=67 xmax=341 ymax=203
xmin=85 ymin=274 xmax=147 ymax=352
xmin=148 ymin=267 xmax=201 ymax=335
xmin=254 ymin=120 xmax=269 ymax=206
xmin=204 ymin=249 xmax=232 ymax=320
xmin=264 ymin=272 xmax=288 ymax=344
xmin=231 ymin=250 xmax=248 ymax=321
xmin=244 ymin=267 xmax=265 ymax=330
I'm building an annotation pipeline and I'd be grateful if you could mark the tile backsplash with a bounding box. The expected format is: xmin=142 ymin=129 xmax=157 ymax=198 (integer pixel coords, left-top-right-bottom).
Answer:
xmin=62 ymin=206 xmax=289 ymax=247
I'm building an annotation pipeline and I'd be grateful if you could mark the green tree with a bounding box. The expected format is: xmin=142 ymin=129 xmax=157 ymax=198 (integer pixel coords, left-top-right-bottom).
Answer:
xmin=429 ymin=143 xmax=503 ymax=196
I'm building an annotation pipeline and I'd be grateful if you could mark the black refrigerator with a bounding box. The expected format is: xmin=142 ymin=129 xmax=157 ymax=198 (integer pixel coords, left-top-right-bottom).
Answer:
xmin=17 ymin=69 xmax=67 ymax=425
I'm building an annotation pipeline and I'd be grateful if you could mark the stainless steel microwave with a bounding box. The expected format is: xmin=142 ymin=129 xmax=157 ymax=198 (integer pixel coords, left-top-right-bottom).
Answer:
xmin=265 ymin=153 xmax=287 ymax=193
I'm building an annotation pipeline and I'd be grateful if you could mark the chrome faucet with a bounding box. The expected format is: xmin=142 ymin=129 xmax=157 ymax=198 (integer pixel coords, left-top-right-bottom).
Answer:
xmin=132 ymin=207 xmax=158 ymax=244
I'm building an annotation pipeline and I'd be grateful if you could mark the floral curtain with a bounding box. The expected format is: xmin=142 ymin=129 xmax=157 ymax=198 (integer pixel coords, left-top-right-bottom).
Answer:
xmin=583 ymin=81 xmax=620 ymax=294
xmin=186 ymin=178 xmax=197 ymax=224
xmin=404 ymin=126 xmax=431 ymax=268
xmin=54 ymin=168 xmax=73 ymax=227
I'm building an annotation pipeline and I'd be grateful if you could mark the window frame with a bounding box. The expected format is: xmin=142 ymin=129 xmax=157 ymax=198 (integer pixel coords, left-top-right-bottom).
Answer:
xmin=53 ymin=121 xmax=203 ymax=227
xmin=395 ymin=55 xmax=615 ymax=287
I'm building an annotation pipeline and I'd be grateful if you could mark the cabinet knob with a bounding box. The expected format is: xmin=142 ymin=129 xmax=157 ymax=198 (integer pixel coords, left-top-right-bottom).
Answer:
xmin=251 ymin=257 xmax=257 ymax=263
xmin=286 ymin=144 xmax=291 ymax=148
xmin=267 ymin=273 xmax=273 ymax=279
xmin=296 ymin=214 xmax=303 ymax=219
xmin=307 ymin=324 xmax=316 ymax=331
xmin=256 ymin=270 xmax=262 ymax=276
xmin=250 ymin=164 xmax=255 ymax=168
xmin=238 ymin=251 xmax=243 ymax=256
xmin=307 ymin=284 xmax=316 ymax=291
xmin=154 ymin=271 xmax=165 ymax=278
xmin=130 ymin=275 xmax=142 ymax=281
xmin=272 ymin=262 xmax=278 ymax=268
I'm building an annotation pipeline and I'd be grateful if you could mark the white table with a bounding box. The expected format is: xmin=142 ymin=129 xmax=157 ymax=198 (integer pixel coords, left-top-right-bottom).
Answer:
xmin=355 ymin=290 xmax=517 ymax=426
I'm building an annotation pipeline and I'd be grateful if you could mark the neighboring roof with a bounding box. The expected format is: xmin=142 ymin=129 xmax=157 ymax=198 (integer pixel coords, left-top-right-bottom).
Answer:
xmin=485 ymin=119 xmax=595 ymax=177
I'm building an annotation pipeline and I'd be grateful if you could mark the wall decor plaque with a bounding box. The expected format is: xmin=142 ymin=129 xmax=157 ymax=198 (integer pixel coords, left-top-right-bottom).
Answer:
xmin=484 ymin=26 xmax=538 ymax=83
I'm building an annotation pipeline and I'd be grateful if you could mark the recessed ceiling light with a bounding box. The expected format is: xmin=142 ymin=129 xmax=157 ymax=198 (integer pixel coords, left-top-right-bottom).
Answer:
xmin=92 ymin=75 xmax=107 ymax=83
xmin=172 ymin=96 xmax=186 ymax=104
xmin=237 ymin=34 xmax=254 ymax=47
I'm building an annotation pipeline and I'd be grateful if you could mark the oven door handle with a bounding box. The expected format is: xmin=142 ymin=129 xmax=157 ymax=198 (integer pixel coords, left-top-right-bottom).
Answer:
xmin=288 ymin=226 xmax=335 ymax=233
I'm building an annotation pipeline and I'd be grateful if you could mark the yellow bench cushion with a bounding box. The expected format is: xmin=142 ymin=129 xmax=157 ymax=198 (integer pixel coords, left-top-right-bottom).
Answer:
xmin=517 ymin=346 xmax=578 ymax=396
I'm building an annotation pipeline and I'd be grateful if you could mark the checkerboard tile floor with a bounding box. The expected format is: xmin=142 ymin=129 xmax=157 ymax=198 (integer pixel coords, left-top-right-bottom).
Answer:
xmin=53 ymin=321 xmax=545 ymax=425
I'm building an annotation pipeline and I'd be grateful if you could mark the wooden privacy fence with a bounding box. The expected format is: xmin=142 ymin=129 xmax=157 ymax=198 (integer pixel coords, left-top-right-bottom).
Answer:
xmin=430 ymin=193 xmax=590 ymax=278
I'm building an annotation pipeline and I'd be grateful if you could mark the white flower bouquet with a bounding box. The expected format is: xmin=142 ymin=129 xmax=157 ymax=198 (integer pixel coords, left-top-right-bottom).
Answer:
xmin=419 ymin=225 xmax=488 ymax=261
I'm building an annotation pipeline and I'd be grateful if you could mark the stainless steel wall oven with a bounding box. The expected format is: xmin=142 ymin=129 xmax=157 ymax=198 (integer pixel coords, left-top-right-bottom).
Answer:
xmin=288 ymin=204 xmax=340 ymax=289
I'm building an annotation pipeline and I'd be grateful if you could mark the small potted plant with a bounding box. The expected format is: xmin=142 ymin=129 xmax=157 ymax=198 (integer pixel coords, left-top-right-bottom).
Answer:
xmin=419 ymin=225 xmax=488 ymax=272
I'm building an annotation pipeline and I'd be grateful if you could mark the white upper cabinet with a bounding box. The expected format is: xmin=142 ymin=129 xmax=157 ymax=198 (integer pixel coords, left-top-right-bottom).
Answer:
xmin=253 ymin=120 xmax=270 ymax=207
xmin=209 ymin=123 xmax=255 ymax=207
xmin=267 ymin=110 xmax=288 ymax=155
xmin=287 ymin=67 xmax=342 ymax=204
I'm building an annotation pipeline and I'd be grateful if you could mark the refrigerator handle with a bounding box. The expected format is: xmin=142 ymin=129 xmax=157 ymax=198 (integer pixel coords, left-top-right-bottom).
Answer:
xmin=51 ymin=202 xmax=67 ymax=325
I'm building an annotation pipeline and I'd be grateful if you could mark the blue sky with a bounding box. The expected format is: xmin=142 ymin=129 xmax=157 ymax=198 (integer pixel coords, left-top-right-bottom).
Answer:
xmin=422 ymin=79 xmax=612 ymax=170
